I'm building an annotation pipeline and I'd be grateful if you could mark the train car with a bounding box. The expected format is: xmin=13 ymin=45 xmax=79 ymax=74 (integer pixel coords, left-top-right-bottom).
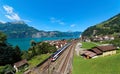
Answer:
xmin=51 ymin=43 xmax=71 ymax=62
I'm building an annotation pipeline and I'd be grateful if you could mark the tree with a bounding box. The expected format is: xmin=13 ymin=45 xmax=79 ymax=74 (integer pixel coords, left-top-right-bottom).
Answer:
xmin=36 ymin=42 xmax=57 ymax=54
xmin=30 ymin=40 xmax=36 ymax=46
xmin=21 ymin=51 xmax=31 ymax=60
xmin=110 ymin=38 xmax=120 ymax=47
xmin=0 ymin=31 xmax=7 ymax=43
xmin=14 ymin=45 xmax=21 ymax=61
xmin=0 ymin=32 xmax=21 ymax=65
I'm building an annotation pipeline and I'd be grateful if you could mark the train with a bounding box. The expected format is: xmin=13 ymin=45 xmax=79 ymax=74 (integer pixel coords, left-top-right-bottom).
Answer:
xmin=51 ymin=43 xmax=71 ymax=62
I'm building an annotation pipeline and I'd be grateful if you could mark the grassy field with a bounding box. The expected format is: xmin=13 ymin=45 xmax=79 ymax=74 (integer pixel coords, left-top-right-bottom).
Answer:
xmin=28 ymin=54 xmax=51 ymax=68
xmin=73 ymin=54 xmax=120 ymax=74
xmin=81 ymin=42 xmax=98 ymax=49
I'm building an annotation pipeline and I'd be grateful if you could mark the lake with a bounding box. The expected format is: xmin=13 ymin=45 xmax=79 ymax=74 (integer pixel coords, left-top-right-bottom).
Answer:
xmin=8 ymin=36 xmax=79 ymax=50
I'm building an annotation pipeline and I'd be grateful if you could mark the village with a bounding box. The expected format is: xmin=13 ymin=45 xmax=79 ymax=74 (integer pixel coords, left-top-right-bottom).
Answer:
xmin=75 ymin=35 xmax=119 ymax=59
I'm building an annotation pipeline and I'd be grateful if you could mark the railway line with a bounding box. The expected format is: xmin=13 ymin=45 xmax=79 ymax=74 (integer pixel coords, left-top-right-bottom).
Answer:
xmin=26 ymin=40 xmax=77 ymax=74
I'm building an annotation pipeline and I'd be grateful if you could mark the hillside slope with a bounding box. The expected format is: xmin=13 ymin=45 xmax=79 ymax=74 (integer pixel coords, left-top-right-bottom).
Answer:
xmin=82 ymin=13 xmax=120 ymax=37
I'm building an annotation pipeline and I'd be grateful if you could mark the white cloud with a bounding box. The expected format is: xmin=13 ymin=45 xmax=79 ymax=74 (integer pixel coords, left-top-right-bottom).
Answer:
xmin=50 ymin=17 xmax=65 ymax=25
xmin=3 ymin=5 xmax=31 ymax=23
xmin=70 ymin=24 xmax=76 ymax=27
xmin=3 ymin=5 xmax=13 ymax=14
xmin=3 ymin=5 xmax=21 ymax=21
xmin=5 ymin=14 xmax=21 ymax=21
xmin=0 ymin=20 xmax=6 ymax=23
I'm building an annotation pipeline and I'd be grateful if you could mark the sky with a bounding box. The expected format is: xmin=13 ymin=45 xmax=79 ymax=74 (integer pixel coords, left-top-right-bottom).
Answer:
xmin=0 ymin=0 xmax=120 ymax=32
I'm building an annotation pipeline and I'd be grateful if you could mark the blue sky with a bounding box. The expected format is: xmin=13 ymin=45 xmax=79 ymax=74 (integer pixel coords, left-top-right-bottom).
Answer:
xmin=0 ymin=0 xmax=120 ymax=32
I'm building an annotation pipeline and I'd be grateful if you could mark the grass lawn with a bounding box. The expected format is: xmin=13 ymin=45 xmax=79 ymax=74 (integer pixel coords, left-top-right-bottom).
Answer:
xmin=28 ymin=54 xmax=51 ymax=68
xmin=73 ymin=54 xmax=120 ymax=74
xmin=82 ymin=42 xmax=98 ymax=49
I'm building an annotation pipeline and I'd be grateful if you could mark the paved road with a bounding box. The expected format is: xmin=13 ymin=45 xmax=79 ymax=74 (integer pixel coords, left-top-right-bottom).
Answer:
xmin=27 ymin=40 xmax=77 ymax=74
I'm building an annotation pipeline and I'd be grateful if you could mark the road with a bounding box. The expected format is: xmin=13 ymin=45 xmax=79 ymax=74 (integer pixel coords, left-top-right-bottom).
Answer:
xmin=27 ymin=40 xmax=77 ymax=74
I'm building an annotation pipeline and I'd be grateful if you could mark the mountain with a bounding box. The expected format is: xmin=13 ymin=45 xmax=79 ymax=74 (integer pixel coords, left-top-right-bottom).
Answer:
xmin=82 ymin=13 xmax=120 ymax=37
xmin=0 ymin=21 xmax=81 ymax=38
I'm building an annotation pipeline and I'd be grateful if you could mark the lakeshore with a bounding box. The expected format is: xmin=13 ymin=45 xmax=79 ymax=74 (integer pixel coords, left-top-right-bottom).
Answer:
xmin=8 ymin=36 xmax=79 ymax=50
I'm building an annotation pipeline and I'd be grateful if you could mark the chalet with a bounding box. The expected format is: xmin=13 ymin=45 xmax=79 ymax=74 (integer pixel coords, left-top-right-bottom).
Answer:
xmin=96 ymin=45 xmax=116 ymax=56
xmin=14 ymin=59 xmax=28 ymax=72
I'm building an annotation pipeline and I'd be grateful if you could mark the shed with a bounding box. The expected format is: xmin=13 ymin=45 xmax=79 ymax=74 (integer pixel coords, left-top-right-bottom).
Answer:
xmin=96 ymin=45 xmax=116 ymax=56
xmin=81 ymin=50 xmax=97 ymax=59
xmin=14 ymin=59 xmax=28 ymax=72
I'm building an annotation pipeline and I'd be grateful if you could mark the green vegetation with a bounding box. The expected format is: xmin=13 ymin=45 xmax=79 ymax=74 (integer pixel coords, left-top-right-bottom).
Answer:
xmin=0 ymin=65 xmax=15 ymax=74
xmin=0 ymin=32 xmax=21 ymax=65
xmin=14 ymin=41 xmax=57 ymax=74
xmin=28 ymin=54 xmax=50 ymax=68
xmin=110 ymin=38 xmax=120 ymax=47
xmin=82 ymin=13 xmax=120 ymax=37
xmin=0 ymin=32 xmax=22 ymax=73
xmin=17 ymin=54 xmax=51 ymax=74
xmin=99 ymin=38 xmax=120 ymax=47
xmin=0 ymin=31 xmax=57 ymax=73
xmin=0 ymin=31 xmax=7 ymax=43
xmin=82 ymin=42 xmax=98 ymax=49
xmin=22 ymin=42 xmax=57 ymax=60
xmin=73 ymin=54 xmax=120 ymax=74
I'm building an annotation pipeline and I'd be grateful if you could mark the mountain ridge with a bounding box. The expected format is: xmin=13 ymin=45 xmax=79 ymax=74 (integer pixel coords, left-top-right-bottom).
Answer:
xmin=0 ymin=21 xmax=81 ymax=38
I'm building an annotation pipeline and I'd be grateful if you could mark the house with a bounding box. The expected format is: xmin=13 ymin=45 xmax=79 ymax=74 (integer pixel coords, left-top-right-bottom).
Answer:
xmin=47 ymin=40 xmax=67 ymax=49
xmin=92 ymin=35 xmax=115 ymax=42
xmin=14 ymin=59 xmax=28 ymax=72
xmin=81 ymin=50 xmax=97 ymax=59
xmin=81 ymin=45 xmax=116 ymax=59
xmin=96 ymin=45 xmax=116 ymax=56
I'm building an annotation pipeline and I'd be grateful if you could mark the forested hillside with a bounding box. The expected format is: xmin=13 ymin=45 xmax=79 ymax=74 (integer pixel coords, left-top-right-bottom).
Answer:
xmin=82 ymin=13 xmax=120 ymax=37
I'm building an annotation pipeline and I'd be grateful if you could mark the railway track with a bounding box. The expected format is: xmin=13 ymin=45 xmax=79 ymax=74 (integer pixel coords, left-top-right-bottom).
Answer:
xmin=27 ymin=40 xmax=77 ymax=74
xmin=60 ymin=45 xmax=73 ymax=73
xmin=58 ymin=42 xmax=76 ymax=74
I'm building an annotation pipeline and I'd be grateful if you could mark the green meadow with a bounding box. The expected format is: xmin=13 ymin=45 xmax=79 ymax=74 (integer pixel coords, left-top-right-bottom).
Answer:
xmin=73 ymin=53 xmax=120 ymax=74
xmin=28 ymin=54 xmax=50 ymax=68
xmin=81 ymin=42 xmax=98 ymax=49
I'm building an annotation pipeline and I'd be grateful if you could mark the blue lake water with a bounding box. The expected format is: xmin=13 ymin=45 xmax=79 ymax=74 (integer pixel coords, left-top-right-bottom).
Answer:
xmin=8 ymin=36 xmax=79 ymax=50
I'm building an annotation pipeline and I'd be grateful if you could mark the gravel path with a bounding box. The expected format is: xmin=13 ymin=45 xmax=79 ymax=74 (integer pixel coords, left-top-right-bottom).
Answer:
xmin=75 ymin=42 xmax=84 ymax=56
